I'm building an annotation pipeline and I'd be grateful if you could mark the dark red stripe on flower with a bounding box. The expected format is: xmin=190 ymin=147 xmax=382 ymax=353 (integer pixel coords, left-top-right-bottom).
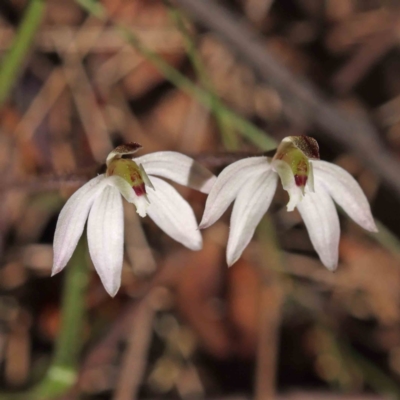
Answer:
xmin=133 ymin=183 xmax=146 ymax=197
xmin=295 ymin=174 xmax=307 ymax=187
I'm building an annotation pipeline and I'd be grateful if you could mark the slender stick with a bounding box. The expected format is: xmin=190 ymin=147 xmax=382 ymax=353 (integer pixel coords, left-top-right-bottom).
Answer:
xmin=255 ymin=218 xmax=284 ymax=400
xmin=113 ymin=295 xmax=156 ymax=400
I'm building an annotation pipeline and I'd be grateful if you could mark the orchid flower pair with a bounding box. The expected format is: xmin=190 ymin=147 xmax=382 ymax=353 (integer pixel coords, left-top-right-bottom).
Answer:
xmin=52 ymin=137 xmax=377 ymax=296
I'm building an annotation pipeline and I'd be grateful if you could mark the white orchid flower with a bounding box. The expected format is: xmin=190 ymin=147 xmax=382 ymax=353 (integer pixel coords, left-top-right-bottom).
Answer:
xmin=200 ymin=136 xmax=377 ymax=270
xmin=52 ymin=143 xmax=216 ymax=296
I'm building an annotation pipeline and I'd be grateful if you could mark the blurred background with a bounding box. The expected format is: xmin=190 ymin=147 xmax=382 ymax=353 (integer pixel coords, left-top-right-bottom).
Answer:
xmin=1 ymin=0 xmax=400 ymax=399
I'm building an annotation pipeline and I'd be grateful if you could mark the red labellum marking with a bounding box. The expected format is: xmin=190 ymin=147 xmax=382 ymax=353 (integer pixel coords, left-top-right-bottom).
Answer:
xmin=294 ymin=175 xmax=307 ymax=187
xmin=133 ymin=183 xmax=146 ymax=197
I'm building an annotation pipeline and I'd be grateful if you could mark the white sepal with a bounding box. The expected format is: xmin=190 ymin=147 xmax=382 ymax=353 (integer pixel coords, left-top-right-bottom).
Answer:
xmin=200 ymin=157 xmax=269 ymax=229
xmin=312 ymin=160 xmax=377 ymax=232
xmin=87 ymin=185 xmax=124 ymax=297
xmin=52 ymin=175 xmax=106 ymax=276
xmin=135 ymin=151 xmax=216 ymax=194
xmin=227 ymin=170 xmax=278 ymax=266
xmin=297 ymin=184 xmax=340 ymax=271
xmin=146 ymin=177 xmax=202 ymax=250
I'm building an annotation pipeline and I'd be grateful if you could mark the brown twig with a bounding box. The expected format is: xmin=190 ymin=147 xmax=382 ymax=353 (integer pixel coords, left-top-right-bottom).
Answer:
xmin=255 ymin=218 xmax=285 ymax=400
xmin=113 ymin=291 xmax=159 ymax=400
xmin=0 ymin=150 xmax=272 ymax=193
xmin=55 ymin=33 xmax=113 ymax=163
xmin=0 ymin=168 xmax=96 ymax=193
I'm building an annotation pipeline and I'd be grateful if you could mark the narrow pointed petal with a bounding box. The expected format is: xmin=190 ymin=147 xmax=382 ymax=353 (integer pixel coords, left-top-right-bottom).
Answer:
xmin=146 ymin=177 xmax=202 ymax=250
xmin=200 ymin=157 xmax=270 ymax=229
xmin=227 ymin=170 xmax=278 ymax=266
xmin=135 ymin=151 xmax=216 ymax=193
xmin=52 ymin=175 xmax=106 ymax=276
xmin=87 ymin=185 xmax=124 ymax=297
xmin=105 ymin=175 xmax=150 ymax=217
xmin=272 ymin=159 xmax=303 ymax=212
xmin=297 ymin=186 xmax=340 ymax=271
xmin=312 ymin=160 xmax=377 ymax=232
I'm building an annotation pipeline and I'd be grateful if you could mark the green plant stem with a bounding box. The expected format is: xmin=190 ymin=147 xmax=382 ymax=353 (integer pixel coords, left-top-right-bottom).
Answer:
xmin=0 ymin=0 xmax=45 ymax=106
xmin=256 ymin=219 xmax=400 ymax=397
xmin=0 ymin=239 xmax=88 ymax=400
xmin=338 ymin=334 xmax=400 ymax=398
xmin=33 ymin=239 xmax=89 ymax=399
xmin=120 ymin=25 xmax=276 ymax=150
xmin=75 ymin=0 xmax=276 ymax=151
xmin=165 ymin=2 xmax=238 ymax=149
xmin=373 ymin=220 xmax=400 ymax=260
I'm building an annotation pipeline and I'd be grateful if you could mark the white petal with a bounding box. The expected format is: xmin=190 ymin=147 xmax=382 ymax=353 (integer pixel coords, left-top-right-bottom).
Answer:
xmin=272 ymin=159 xmax=303 ymax=212
xmin=312 ymin=160 xmax=377 ymax=232
xmin=52 ymin=175 xmax=106 ymax=276
xmin=227 ymin=170 xmax=278 ymax=266
xmin=87 ymin=185 xmax=124 ymax=297
xmin=135 ymin=151 xmax=216 ymax=193
xmin=297 ymin=185 xmax=340 ymax=271
xmin=200 ymin=157 xmax=270 ymax=229
xmin=105 ymin=175 xmax=149 ymax=217
xmin=146 ymin=177 xmax=202 ymax=250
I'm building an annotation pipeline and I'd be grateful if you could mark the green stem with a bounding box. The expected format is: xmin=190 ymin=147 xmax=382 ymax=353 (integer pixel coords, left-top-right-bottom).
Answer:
xmin=373 ymin=220 xmax=400 ymax=260
xmin=0 ymin=0 xmax=45 ymax=106
xmin=75 ymin=0 xmax=276 ymax=151
xmin=339 ymin=337 xmax=400 ymax=397
xmin=0 ymin=239 xmax=88 ymax=400
xmin=165 ymin=2 xmax=238 ymax=149
xmin=32 ymin=239 xmax=88 ymax=399
xmin=119 ymin=24 xmax=276 ymax=150
xmin=316 ymin=324 xmax=400 ymax=397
